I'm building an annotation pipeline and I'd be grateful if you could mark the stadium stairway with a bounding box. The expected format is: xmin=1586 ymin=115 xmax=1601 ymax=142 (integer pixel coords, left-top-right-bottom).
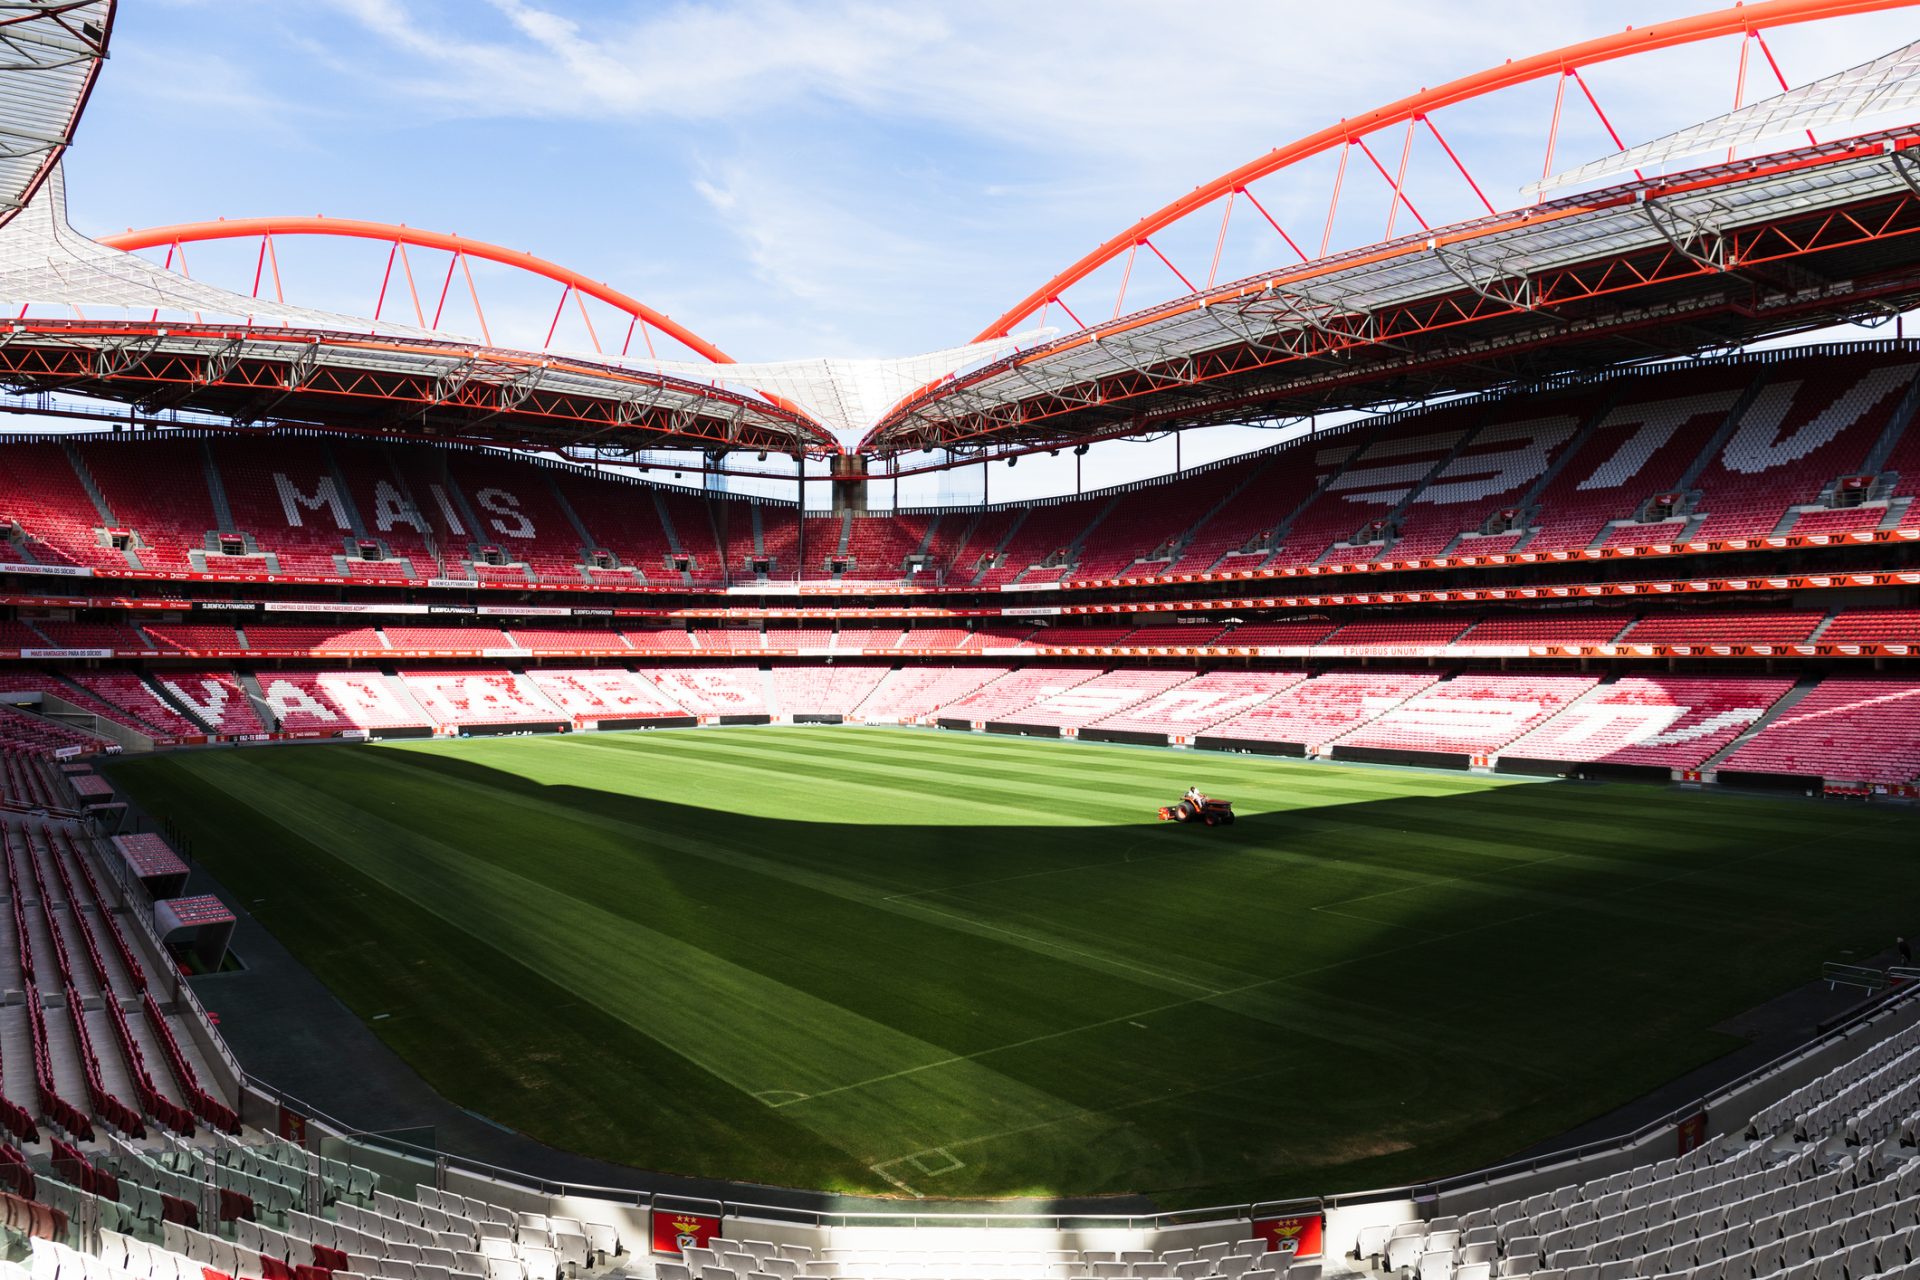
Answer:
xmin=1699 ymin=676 xmax=1826 ymax=774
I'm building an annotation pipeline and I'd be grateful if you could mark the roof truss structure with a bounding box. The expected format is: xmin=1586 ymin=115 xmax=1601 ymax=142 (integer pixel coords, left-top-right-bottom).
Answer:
xmin=864 ymin=131 xmax=1920 ymax=455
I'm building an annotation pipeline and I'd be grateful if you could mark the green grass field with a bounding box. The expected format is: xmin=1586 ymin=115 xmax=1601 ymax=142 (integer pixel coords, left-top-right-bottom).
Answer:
xmin=105 ymin=727 xmax=1920 ymax=1205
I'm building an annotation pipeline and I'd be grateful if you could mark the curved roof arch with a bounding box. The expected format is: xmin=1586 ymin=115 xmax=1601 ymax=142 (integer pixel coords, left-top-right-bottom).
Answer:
xmin=97 ymin=217 xmax=738 ymax=366
xmin=975 ymin=0 xmax=1920 ymax=346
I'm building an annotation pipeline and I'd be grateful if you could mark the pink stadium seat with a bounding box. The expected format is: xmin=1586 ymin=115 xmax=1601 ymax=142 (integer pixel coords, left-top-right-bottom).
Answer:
xmin=1087 ymin=671 xmax=1310 ymax=738
xmin=1502 ymin=675 xmax=1796 ymax=768
xmin=153 ymin=671 xmax=268 ymax=735
xmin=256 ymin=671 xmax=430 ymax=731
xmin=899 ymin=628 xmax=972 ymax=650
xmin=936 ymin=668 xmax=1105 ymax=722
xmin=1821 ymin=609 xmax=1920 ymax=644
xmin=848 ymin=666 xmax=1010 ymax=723
xmin=399 ymin=671 xmax=566 ymax=725
xmin=1524 ymin=366 xmax=1753 ymax=553
xmin=1622 ymin=610 xmax=1822 ymax=644
xmin=640 ymin=667 xmax=770 ymax=716
xmin=62 ymin=672 xmax=202 ymax=738
xmin=1336 ymin=673 xmax=1600 ymax=755
xmin=1721 ymin=677 xmax=1920 ymax=783
xmin=508 ymin=629 xmax=627 ymax=653
xmin=1686 ymin=358 xmax=1916 ymax=541
xmin=381 ymin=627 xmax=510 ymax=653
xmin=1005 ymin=669 xmax=1196 ymax=729
xmin=525 ymin=669 xmax=689 ymax=720
xmin=1207 ymin=670 xmax=1442 ymax=746
xmin=1456 ymin=611 xmax=1636 ymax=645
xmin=768 ymin=664 xmax=891 ymax=716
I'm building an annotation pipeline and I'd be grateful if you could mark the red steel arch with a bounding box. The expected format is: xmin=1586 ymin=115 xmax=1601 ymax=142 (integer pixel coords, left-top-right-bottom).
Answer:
xmin=978 ymin=0 xmax=1920 ymax=344
xmin=97 ymin=216 xmax=738 ymax=365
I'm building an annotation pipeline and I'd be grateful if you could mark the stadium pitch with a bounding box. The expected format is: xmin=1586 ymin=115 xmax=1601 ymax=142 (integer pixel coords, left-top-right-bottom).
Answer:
xmin=107 ymin=727 xmax=1920 ymax=1204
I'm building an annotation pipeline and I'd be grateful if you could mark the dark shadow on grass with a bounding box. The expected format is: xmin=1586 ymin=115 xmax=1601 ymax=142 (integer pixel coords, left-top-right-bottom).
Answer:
xmin=102 ymin=738 xmax=1920 ymax=1215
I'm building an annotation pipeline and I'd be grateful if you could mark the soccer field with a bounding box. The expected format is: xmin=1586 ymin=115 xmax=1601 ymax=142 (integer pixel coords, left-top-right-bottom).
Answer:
xmin=106 ymin=727 xmax=1920 ymax=1204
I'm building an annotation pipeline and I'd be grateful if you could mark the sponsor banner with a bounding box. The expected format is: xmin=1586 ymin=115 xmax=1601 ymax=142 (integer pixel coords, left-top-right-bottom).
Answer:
xmin=1253 ymin=1212 xmax=1323 ymax=1259
xmin=2 ymin=563 xmax=92 ymax=578
xmin=478 ymin=605 xmax=572 ymax=617
xmin=21 ymin=648 xmax=111 ymax=659
xmin=1676 ymin=1111 xmax=1708 ymax=1156
xmin=998 ymin=583 xmax=1056 ymax=592
xmin=266 ymin=601 xmax=379 ymax=614
xmin=427 ymin=578 xmax=480 ymax=589
xmin=52 ymin=746 xmax=83 ymax=760
xmin=193 ymin=600 xmax=262 ymax=613
xmin=339 ymin=729 xmax=370 ymax=742
xmin=480 ymin=648 xmax=534 ymax=658
xmin=572 ymin=608 xmax=615 ymax=617
xmin=427 ymin=603 xmax=477 ymax=615
xmin=1002 ymin=606 xmax=1063 ymax=617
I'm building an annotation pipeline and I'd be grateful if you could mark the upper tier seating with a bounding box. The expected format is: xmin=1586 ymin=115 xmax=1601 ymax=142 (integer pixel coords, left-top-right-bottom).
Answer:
xmin=974 ymin=501 xmax=1108 ymax=587
xmin=506 ymin=629 xmax=627 ymax=652
xmin=1501 ymin=675 xmax=1796 ymax=769
xmin=762 ymin=628 xmax=835 ymax=650
xmin=1523 ymin=366 xmax=1755 ymax=553
xmin=840 ymin=514 xmax=926 ymax=581
xmin=143 ymin=625 xmax=244 ymax=654
xmin=80 ymin=441 xmax=221 ymax=574
xmin=3 ymin=348 xmax=1914 ymax=588
xmin=1686 ymin=358 xmax=1917 ymax=541
xmin=1815 ymin=610 xmax=1920 ymax=645
xmin=1087 ymin=671 xmax=1309 ymax=738
xmin=691 ymin=628 xmax=763 ymax=653
xmin=1720 ymin=677 xmax=1920 ymax=784
xmin=1622 ymin=611 xmax=1824 ymax=645
xmin=1031 ymin=625 xmax=1138 ymax=648
xmin=33 ymin=623 xmax=150 ymax=652
xmin=1321 ymin=617 xmax=1475 ymax=648
xmin=1376 ymin=393 xmax=1594 ymax=560
xmin=1216 ymin=621 xmax=1339 ymax=647
xmin=960 ymin=627 xmax=1038 ymax=650
xmin=1072 ymin=468 xmax=1246 ymax=578
xmin=1784 ymin=504 xmax=1892 ymax=535
xmin=1457 ymin=611 xmax=1636 ymax=645
xmin=1268 ymin=411 xmax=1484 ymax=568
xmin=900 ymin=628 xmax=973 ymax=650
xmin=831 ymin=628 xmax=906 ymax=651
xmin=380 ymin=628 xmax=510 ymax=654
xmin=212 ymin=440 xmax=355 ymax=578
xmin=1336 ymin=673 xmax=1599 ymax=755
xmin=622 ymin=629 xmax=696 ymax=651
xmin=1206 ymin=670 xmax=1442 ymax=745
xmin=1123 ymin=622 xmax=1230 ymax=647
xmin=238 ymin=626 xmax=385 ymax=654
xmin=0 ymin=445 xmax=124 ymax=569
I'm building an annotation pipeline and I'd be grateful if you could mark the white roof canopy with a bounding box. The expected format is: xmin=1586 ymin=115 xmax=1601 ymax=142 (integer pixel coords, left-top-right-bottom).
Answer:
xmin=1531 ymin=37 xmax=1920 ymax=198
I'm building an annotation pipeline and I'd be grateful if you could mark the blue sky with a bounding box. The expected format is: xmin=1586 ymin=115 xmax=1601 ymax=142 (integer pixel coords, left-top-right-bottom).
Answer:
xmin=57 ymin=1 xmax=1920 ymax=503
